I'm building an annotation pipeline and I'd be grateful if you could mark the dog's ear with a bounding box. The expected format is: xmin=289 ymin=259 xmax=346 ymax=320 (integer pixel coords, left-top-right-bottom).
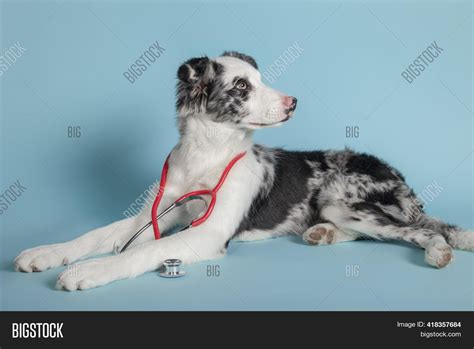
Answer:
xmin=176 ymin=57 xmax=222 ymax=112
xmin=178 ymin=57 xmax=210 ymax=84
xmin=221 ymin=51 xmax=258 ymax=69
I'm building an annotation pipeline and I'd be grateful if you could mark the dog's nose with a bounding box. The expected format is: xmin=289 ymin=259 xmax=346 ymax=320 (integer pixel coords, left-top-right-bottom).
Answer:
xmin=283 ymin=96 xmax=297 ymax=110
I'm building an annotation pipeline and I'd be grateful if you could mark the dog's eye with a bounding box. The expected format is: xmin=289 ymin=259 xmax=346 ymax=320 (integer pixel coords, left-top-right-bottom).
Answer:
xmin=236 ymin=80 xmax=247 ymax=90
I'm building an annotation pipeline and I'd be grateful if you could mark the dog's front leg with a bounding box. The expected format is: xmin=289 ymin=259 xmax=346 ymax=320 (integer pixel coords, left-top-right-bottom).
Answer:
xmin=14 ymin=195 xmax=185 ymax=272
xmin=56 ymin=226 xmax=229 ymax=291
xmin=56 ymin=157 xmax=261 ymax=290
xmin=14 ymin=215 xmax=147 ymax=272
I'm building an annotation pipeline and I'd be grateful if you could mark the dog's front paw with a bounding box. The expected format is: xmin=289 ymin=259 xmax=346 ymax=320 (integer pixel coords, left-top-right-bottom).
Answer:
xmin=14 ymin=243 xmax=79 ymax=272
xmin=56 ymin=258 xmax=120 ymax=291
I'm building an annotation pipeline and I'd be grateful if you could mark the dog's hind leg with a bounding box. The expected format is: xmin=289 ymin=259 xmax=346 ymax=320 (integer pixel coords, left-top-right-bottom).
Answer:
xmin=302 ymin=222 xmax=358 ymax=246
xmin=412 ymin=214 xmax=474 ymax=252
xmin=320 ymin=203 xmax=455 ymax=268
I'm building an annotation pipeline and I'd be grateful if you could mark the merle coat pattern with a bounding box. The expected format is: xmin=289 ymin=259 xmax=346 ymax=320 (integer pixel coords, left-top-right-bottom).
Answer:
xmin=14 ymin=51 xmax=473 ymax=291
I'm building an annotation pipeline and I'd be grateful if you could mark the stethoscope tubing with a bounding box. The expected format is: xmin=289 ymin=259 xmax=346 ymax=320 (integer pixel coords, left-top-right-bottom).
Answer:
xmin=119 ymin=195 xmax=205 ymax=253
xmin=120 ymin=151 xmax=246 ymax=253
xmin=119 ymin=202 xmax=177 ymax=253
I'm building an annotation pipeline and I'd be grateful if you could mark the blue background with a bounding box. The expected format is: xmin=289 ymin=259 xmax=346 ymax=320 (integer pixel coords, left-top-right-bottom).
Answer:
xmin=1 ymin=0 xmax=472 ymax=310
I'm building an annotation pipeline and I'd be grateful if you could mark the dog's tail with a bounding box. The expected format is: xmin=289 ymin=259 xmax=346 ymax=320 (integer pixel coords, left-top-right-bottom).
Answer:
xmin=412 ymin=214 xmax=474 ymax=251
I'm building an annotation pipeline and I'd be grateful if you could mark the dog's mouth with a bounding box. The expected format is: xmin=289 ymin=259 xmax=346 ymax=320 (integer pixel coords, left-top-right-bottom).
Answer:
xmin=247 ymin=110 xmax=294 ymax=128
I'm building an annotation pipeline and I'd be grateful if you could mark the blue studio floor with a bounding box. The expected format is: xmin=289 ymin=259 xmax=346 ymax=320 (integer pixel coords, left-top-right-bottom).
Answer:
xmin=1 ymin=231 xmax=473 ymax=311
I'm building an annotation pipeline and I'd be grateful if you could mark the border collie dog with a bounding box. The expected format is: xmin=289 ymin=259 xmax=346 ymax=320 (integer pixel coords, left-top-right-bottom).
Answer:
xmin=15 ymin=52 xmax=473 ymax=291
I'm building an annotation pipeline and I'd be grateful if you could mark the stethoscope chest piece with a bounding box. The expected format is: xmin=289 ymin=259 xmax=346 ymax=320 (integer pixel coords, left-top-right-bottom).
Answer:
xmin=159 ymin=259 xmax=185 ymax=278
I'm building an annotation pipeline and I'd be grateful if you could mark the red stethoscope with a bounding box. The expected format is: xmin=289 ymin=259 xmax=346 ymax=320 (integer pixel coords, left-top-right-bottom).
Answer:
xmin=119 ymin=151 xmax=246 ymax=253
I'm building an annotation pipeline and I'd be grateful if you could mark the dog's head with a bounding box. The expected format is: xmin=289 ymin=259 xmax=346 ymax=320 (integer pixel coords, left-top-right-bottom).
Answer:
xmin=176 ymin=52 xmax=297 ymax=130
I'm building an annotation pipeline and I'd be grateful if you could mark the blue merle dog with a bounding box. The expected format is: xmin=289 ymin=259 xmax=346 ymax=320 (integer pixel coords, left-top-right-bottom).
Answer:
xmin=14 ymin=52 xmax=474 ymax=291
